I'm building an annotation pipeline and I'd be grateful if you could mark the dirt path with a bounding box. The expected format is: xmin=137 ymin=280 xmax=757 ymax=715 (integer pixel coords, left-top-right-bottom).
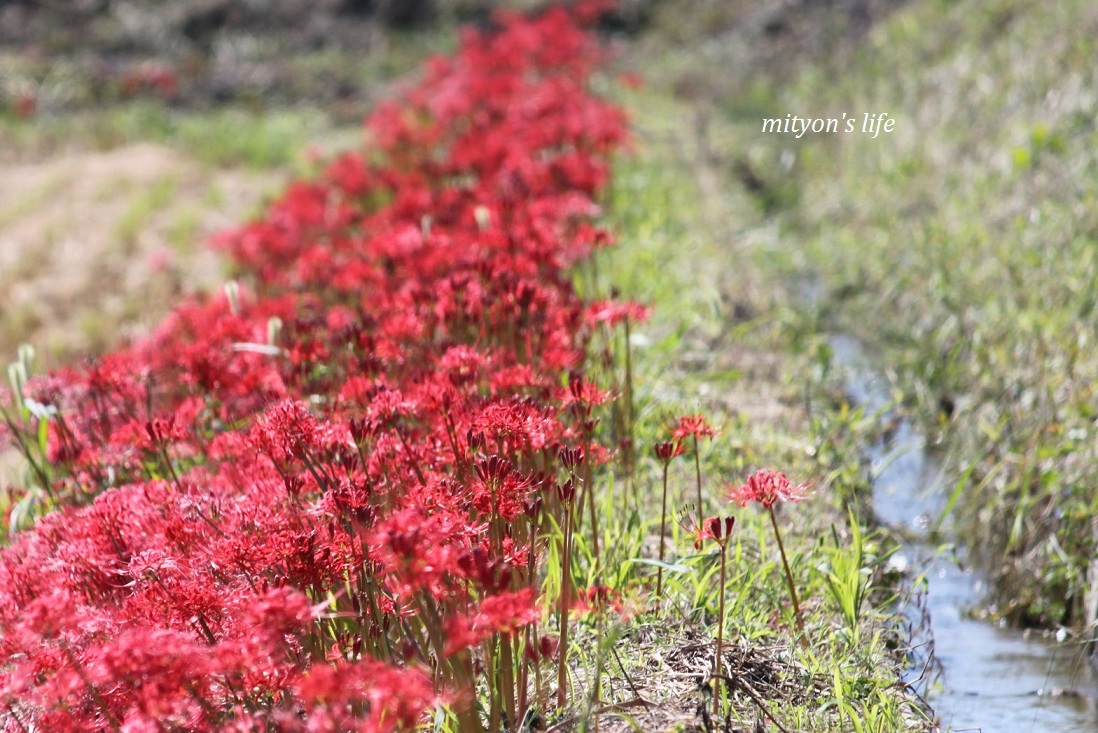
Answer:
xmin=0 ymin=142 xmax=284 ymax=366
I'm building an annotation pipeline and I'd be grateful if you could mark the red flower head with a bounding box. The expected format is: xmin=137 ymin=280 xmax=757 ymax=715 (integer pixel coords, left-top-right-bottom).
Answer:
xmin=585 ymin=299 xmax=652 ymax=329
xmin=556 ymin=478 xmax=576 ymax=504
xmin=525 ymin=634 xmax=560 ymax=663
xmin=560 ymin=374 xmax=614 ymax=414
xmin=705 ymin=516 xmax=736 ymax=548
xmin=577 ymin=584 xmax=623 ymax=615
xmin=617 ymin=71 xmax=645 ymax=90
xmin=679 ymin=510 xmax=735 ymax=550
xmin=672 ymin=414 xmax=717 ymax=442
xmin=15 ymin=92 xmax=37 ymax=119
xmin=726 ymin=469 xmax=813 ymax=509
xmin=558 ymin=446 xmax=585 ymax=472
xmin=572 ymin=0 xmax=617 ymax=25
xmin=678 ymin=509 xmax=711 ymax=550
xmin=652 ymin=439 xmax=684 ymax=463
xmin=443 ymin=589 xmax=538 ymax=656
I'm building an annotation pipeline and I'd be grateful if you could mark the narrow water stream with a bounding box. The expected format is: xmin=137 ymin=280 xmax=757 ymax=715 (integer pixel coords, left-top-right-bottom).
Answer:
xmin=829 ymin=334 xmax=1098 ymax=732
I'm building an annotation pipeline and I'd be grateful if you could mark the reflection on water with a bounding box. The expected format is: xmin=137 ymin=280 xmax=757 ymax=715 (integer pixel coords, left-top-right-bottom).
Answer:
xmin=829 ymin=334 xmax=1098 ymax=732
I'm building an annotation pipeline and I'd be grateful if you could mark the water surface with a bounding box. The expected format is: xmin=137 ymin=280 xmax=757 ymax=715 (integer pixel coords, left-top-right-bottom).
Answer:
xmin=830 ymin=334 xmax=1098 ymax=732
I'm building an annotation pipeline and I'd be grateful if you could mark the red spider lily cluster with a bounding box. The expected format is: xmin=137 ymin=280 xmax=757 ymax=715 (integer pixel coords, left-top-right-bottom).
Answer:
xmin=0 ymin=5 xmax=632 ymax=731
xmin=118 ymin=62 xmax=179 ymax=101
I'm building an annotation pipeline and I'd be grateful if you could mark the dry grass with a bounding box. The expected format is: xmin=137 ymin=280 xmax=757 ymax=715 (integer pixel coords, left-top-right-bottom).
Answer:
xmin=601 ymin=633 xmax=821 ymax=733
xmin=0 ymin=143 xmax=283 ymax=366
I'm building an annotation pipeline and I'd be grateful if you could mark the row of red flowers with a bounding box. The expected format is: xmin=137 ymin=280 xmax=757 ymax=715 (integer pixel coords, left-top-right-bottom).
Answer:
xmin=0 ymin=4 xmax=635 ymax=731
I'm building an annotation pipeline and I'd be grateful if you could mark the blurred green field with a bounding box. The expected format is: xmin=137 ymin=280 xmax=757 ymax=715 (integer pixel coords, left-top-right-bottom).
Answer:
xmin=604 ymin=0 xmax=1098 ymax=631
xmin=751 ymin=0 xmax=1098 ymax=628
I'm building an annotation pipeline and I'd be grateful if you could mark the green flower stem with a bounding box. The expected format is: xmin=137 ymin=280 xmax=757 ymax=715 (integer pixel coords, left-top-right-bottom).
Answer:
xmin=657 ymin=461 xmax=669 ymax=598
xmin=768 ymin=505 xmax=806 ymax=638
xmin=714 ymin=541 xmax=728 ymax=716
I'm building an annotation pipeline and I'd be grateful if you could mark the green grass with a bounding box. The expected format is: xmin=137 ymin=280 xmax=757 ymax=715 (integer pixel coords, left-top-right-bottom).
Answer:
xmin=167 ymin=205 xmax=202 ymax=253
xmin=732 ymin=0 xmax=1098 ymax=628
xmin=562 ymin=77 xmax=933 ymax=729
xmin=116 ymin=174 xmax=179 ymax=246
xmin=611 ymin=0 xmax=1098 ymax=633
xmin=2 ymin=103 xmax=338 ymax=170
xmin=0 ymin=23 xmax=461 ymax=168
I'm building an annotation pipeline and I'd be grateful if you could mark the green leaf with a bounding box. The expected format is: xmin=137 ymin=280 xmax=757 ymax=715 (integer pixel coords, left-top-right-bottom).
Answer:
xmin=624 ymin=557 xmax=690 ymax=573
xmin=935 ymin=462 xmax=976 ymax=532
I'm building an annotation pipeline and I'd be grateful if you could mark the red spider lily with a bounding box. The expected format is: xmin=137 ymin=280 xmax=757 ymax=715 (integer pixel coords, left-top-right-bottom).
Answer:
xmin=704 ymin=514 xmax=736 ymax=715
xmin=674 ymin=414 xmax=717 ymax=514
xmin=0 ymin=5 xmax=632 ymax=731
xmin=560 ymin=374 xmax=615 ymax=414
xmin=576 ymin=584 xmax=623 ymax=615
xmin=672 ymin=414 xmax=717 ymax=441
xmin=556 ymin=478 xmax=577 ymax=504
xmin=653 ymin=439 xmax=684 ymax=462
xmin=14 ymin=92 xmax=37 ymax=118
xmin=678 ymin=507 xmax=713 ymax=551
xmin=559 ymin=445 xmax=585 ymax=472
xmin=443 ymin=589 xmax=540 ymax=656
xmin=679 ymin=511 xmax=736 ymax=552
xmin=617 ymin=71 xmax=645 ymax=90
xmin=726 ymin=468 xmax=814 ymax=509
xmin=525 ymin=634 xmax=560 ymax=663
xmin=706 ymin=516 xmax=736 ymax=548
xmin=471 ymin=455 xmax=535 ymax=521
xmin=653 ymin=437 xmax=685 ymax=599
xmin=293 ymin=659 xmax=437 ymax=732
xmin=727 ymin=469 xmax=813 ymax=642
xmin=584 ymin=299 xmax=652 ymax=329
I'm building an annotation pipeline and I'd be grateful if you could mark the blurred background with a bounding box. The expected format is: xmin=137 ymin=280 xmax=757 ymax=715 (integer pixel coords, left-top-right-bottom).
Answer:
xmin=0 ymin=0 xmax=907 ymax=366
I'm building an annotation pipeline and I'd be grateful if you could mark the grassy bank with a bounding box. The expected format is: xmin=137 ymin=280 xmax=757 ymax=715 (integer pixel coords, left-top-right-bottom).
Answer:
xmin=720 ymin=0 xmax=1098 ymax=628
xmin=0 ymin=5 xmax=934 ymax=730
xmin=573 ymin=73 xmax=934 ymax=727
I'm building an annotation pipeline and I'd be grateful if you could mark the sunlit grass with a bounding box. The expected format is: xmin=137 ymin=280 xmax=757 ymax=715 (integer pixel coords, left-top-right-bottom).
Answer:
xmin=576 ymin=83 xmax=933 ymax=728
xmin=749 ymin=0 xmax=1098 ymax=627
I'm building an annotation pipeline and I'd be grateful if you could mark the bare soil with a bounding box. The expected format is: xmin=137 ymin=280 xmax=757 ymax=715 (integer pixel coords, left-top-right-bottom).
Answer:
xmin=0 ymin=142 xmax=282 ymax=365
